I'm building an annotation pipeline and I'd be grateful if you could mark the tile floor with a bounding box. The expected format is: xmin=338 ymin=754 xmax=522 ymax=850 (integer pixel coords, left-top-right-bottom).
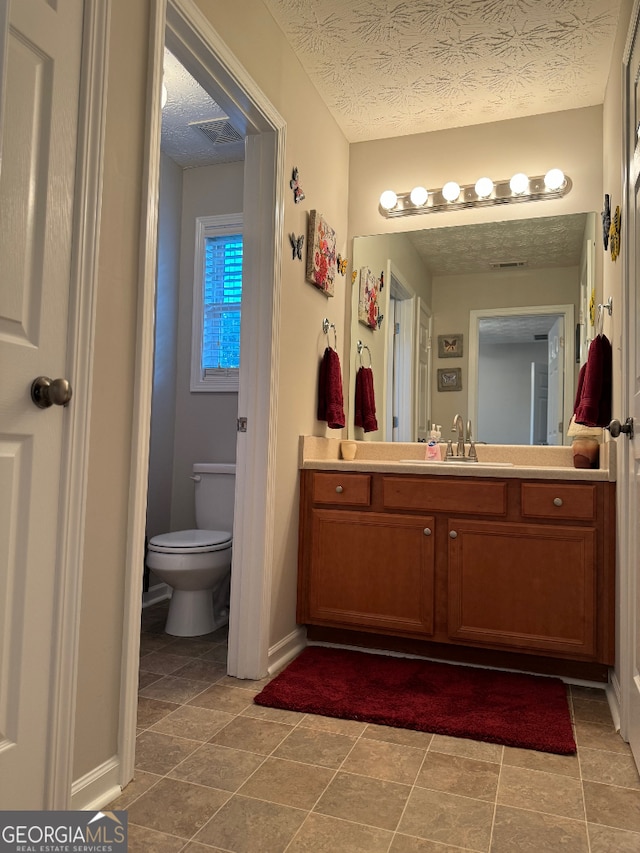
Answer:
xmin=111 ymin=601 xmax=640 ymax=852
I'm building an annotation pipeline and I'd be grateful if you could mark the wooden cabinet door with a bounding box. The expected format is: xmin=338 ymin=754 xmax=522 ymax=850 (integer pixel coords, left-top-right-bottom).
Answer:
xmin=447 ymin=519 xmax=597 ymax=658
xmin=307 ymin=509 xmax=435 ymax=636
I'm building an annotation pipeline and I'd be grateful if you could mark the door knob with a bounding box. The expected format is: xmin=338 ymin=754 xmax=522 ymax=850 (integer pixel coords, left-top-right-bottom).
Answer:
xmin=607 ymin=417 xmax=634 ymax=439
xmin=31 ymin=376 xmax=73 ymax=409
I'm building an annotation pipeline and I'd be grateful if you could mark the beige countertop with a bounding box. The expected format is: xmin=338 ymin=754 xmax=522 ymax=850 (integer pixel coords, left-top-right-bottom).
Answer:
xmin=299 ymin=436 xmax=616 ymax=482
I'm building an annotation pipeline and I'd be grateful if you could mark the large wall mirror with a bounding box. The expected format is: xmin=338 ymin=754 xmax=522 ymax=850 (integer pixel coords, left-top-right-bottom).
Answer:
xmin=348 ymin=211 xmax=599 ymax=446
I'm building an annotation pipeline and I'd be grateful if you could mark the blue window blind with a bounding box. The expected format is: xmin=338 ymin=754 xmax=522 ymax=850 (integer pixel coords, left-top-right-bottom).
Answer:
xmin=202 ymin=234 xmax=243 ymax=372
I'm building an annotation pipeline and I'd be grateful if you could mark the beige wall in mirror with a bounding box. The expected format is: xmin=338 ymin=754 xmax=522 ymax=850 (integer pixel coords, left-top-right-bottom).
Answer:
xmin=346 ymin=106 xmax=604 ymax=446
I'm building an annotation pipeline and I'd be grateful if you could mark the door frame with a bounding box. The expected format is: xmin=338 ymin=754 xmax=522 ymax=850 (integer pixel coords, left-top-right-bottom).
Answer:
xmin=468 ymin=304 xmax=575 ymax=444
xmin=117 ymin=0 xmax=285 ymax=788
xmin=44 ymin=0 xmax=110 ymax=807
xmin=618 ymin=0 xmax=640 ymax=759
xmin=385 ymin=264 xmax=416 ymax=441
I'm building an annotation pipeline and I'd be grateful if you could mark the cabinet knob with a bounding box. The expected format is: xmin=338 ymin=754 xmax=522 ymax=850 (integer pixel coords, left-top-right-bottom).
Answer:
xmin=553 ymin=497 xmax=563 ymax=507
xmin=335 ymin=485 xmax=344 ymax=494
xmin=449 ymin=530 xmax=458 ymax=539
xmin=423 ymin=527 xmax=432 ymax=536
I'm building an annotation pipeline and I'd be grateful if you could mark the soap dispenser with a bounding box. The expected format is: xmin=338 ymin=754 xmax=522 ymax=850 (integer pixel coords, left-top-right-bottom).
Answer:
xmin=425 ymin=425 xmax=441 ymax=460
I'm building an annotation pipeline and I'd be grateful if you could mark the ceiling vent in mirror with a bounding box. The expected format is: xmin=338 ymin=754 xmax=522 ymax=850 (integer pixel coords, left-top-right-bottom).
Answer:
xmin=189 ymin=118 xmax=243 ymax=145
xmin=488 ymin=260 xmax=528 ymax=269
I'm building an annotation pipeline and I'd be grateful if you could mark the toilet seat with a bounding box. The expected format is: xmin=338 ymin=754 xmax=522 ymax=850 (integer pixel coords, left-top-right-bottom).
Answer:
xmin=148 ymin=529 xmax=232 ymax=555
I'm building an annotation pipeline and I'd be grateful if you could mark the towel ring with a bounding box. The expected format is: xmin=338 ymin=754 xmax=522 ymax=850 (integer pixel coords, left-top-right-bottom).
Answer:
xmin=356 ymin=340 xmax=372 ymax=368
xmin=322 ymin=317 xmax=337 ymax=350
xmin=596 ymin=296 xmax=613 ymax=335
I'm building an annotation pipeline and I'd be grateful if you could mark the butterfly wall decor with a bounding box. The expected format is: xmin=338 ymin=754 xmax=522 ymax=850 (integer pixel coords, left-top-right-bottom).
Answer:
xmin=289 ymin=233 xmax=304 ymax=260
xmin=437 ymin=334 xmax=463 ymax=358
xmin=290 ymin=167 xmax=305 ymax=204
xmin=337 ymin=254 xmax=348 ymax=275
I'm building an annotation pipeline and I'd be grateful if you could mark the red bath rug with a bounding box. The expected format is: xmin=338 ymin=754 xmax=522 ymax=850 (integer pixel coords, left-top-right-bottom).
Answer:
xmin=254 ymin=646 xmax=576 ymax=754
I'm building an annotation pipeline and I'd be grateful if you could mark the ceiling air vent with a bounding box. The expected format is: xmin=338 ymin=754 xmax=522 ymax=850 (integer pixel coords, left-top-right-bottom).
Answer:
xmin=488 ymin=260 xmax=528 ymax=270
xmin=189 ymin=118 xmax=243 ymax=145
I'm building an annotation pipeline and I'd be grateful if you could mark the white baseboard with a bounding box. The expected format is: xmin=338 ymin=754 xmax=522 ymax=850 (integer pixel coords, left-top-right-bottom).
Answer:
xmin=268 ymin=626 xmax=306 ymax=675
xmin=608 ymin=668 xmax=622 ymax=733
xmin=142 ymin=582 xmax=171 ymax=608
xmin=71 ymin=755 xmax=121 ymax=810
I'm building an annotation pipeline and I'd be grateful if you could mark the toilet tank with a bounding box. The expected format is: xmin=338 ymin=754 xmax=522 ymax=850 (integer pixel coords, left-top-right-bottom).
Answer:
xmin=193 ymin=463 xmax=236 ymax=532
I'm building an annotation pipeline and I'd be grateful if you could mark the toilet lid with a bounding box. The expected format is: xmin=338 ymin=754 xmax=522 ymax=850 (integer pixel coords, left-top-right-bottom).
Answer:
xmin=148 ymin=529 xmax=232 ymax=554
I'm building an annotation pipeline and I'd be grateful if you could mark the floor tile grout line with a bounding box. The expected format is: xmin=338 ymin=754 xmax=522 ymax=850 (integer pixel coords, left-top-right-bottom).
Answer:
xmin=280 ymin=717 xmax=382 ymax=853
xmin=576 ymin=713 xmax=594 ymax=853
xmin=384 ymin=736 xmax=432 ymax=853
xmin=487 ymin=746 xmax=505 ymax=853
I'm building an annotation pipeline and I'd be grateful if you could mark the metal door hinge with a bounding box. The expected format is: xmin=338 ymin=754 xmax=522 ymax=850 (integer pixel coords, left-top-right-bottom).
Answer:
xmin=392 ymin=415 xmax=399 ymax=428
xmin=394 ymin=322 xmax=400 ymax=335
xmin=237 ymin=417 xmax=247 ymax=432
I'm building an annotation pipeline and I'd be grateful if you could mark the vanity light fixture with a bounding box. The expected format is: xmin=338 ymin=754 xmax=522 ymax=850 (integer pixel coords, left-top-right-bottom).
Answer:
xmin=474 ymin=176 xmax=494 ymax=199
xmin=509 ymin=172 xmax=529 ymax=194
xmin=409 ymin=185 xmax=428 ymax=206
xmin=442 ymin=181 xmax=461 ymax=202
xmin=378 ymin=169 xmax=570 ymax=217
xmin=379 ymin=189 xmax=398 ymax=211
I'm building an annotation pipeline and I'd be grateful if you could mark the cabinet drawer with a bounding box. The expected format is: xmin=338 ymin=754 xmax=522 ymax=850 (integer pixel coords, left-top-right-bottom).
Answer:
xmin=521 ymin=483 xmax=596 ymax=521
xmin=312 ymin=472 xmax=371 ymax=506
xmin=383 ymin=477 xmax=507 ymax=515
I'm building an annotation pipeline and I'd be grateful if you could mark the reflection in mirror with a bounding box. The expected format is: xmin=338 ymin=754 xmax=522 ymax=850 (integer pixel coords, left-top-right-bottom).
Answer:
xmin=349 ymin=212 xmax=598 ymax=445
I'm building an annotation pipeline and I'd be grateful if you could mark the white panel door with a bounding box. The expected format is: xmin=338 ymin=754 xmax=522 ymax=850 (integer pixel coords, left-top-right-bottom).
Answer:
xmin=622 ymin=4 xmax=640 ymax=772
xmin=0 ymin=0 xmax=82 ymax=807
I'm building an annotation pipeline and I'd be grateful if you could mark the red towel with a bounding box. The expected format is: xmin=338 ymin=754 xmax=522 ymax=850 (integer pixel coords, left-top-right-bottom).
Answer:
xmin=354 ymin=366 xmax=378 ymax=432
xmin=317 ymin=347 xmax=345 ymax=429
xmin=574 ymin=334 xmax=612 ymax=427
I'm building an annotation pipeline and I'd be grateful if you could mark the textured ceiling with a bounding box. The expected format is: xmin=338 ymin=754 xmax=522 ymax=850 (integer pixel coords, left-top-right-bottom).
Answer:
xmin=264 ymin=0 xmax=622 ymax=142
xmin=161 ymin=49 xmax=245 ymax=168
xmin=162 ymin=1 xmax=622 ymax=165
xmin=405 ymin=212 xmax=589 ymax=276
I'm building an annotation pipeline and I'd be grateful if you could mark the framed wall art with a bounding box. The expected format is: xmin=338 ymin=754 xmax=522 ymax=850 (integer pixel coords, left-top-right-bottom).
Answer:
xmin=358 ymin=267 xmax=379 ymax=330
xmin=437 ymin=367 xmax=462 ymax=392
xmin=306 ymin=210 xmax=336 ymax=297
xmin=437 ymin=333 xmax=463 ymax=358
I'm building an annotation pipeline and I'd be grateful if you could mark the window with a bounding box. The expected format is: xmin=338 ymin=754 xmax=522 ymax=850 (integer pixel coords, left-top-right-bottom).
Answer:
xmin=191 ymin=214 xmax=243 ymax=391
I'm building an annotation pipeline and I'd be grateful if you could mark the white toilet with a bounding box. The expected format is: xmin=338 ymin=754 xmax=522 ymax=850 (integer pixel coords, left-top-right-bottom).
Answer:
xmin=146 ymin=463 xmax=235 ymax=637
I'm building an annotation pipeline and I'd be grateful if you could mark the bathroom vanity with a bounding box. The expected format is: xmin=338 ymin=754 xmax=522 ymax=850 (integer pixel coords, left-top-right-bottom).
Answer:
xmin=297 ymin=437 xmax=616 ymax=681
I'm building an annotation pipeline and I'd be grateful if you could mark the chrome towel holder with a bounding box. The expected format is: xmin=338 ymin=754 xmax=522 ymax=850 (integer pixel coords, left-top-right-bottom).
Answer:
xmin=596 ymin=296 xmax=613 ymax=335
xmin=356 ymin=340 xmax=372 ymax=367
xmin=322 ymin=317 xmax=337 ymax=350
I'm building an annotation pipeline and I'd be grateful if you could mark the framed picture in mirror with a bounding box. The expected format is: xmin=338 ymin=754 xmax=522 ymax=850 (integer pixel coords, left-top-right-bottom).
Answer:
xmin=438 ymin=334 xmax=463 ymax=358
xmin=437 ymin=367 xmax=462 ymax=392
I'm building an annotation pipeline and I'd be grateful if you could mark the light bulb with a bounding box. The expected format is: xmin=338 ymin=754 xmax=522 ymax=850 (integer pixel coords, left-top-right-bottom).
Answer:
xmin=475 ymin=176 xmax=494 ymax=198
xmin=442 ymin=181 xmax=461 ymax=202
xmin=509 ymin=172 xmax=529 ymax=195
xmin=379 ymin=190 xmax=398 ymax=211
xmin=410 ymin=186 xmax=428 ymax=206
xmin=544 ymin=168 xmax=565 ymax=190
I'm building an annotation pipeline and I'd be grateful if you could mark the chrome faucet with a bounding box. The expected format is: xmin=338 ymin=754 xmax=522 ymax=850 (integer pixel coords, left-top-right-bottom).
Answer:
xmin=452 ymin=413 xmax=465 ymax=457
xmin=466 ymin=419 xmax=478 ymax=461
